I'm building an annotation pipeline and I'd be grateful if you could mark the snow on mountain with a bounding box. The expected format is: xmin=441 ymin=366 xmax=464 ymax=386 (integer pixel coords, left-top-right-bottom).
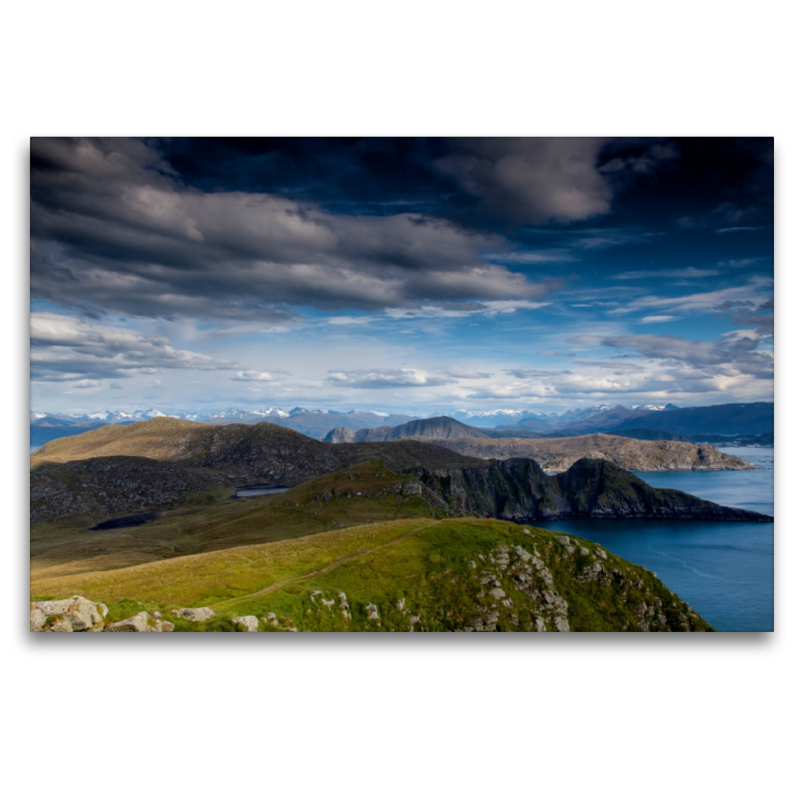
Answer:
xmin=132 ymin=409 xmax=167 ymax=419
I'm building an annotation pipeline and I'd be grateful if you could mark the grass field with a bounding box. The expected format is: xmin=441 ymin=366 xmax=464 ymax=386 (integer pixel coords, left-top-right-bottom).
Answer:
xmin=31 ymin=515 xmax=713 ymax=632
xmin=31 ymin=460 xmax=434 ymax=580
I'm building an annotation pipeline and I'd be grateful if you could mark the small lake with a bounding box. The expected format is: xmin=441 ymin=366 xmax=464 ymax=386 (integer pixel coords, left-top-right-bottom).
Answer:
xmin=233 ymin=485 xmax=291 ymax=498
xmin=537 ymin=447 xmax=774 ymax=632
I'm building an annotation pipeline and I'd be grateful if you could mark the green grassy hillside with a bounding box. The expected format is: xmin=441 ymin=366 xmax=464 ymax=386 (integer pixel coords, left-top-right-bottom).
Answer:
xmin=31 ymin=460 xmax=434 ymax=580
xmin=31 ymin=517 xmax=713 ymax=632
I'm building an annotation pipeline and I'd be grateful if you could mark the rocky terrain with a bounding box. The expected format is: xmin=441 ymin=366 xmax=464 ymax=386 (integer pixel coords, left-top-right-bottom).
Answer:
xmin=30 ymin=455 xmax=223 ymax=523
xmin=418 ymin=433 xmax=753 ymax=472
xmin=409 ymin=457 xmax=770 ymax=522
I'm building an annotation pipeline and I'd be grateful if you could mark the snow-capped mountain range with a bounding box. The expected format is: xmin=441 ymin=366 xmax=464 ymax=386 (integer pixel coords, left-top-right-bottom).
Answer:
xmin=31 ymin=404 xmax=676 ymax=427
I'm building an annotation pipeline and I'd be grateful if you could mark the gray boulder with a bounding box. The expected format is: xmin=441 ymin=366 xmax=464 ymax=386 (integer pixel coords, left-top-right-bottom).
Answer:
xmin=232 ymin=615 xmax=259 ymax=632
xmin=107 ymin=611 xmax=174 ymax=632
xmin=171 ymin=607 xmax=215 ymax=622
xmin=31 ymin=596 xmax=108 ymax=632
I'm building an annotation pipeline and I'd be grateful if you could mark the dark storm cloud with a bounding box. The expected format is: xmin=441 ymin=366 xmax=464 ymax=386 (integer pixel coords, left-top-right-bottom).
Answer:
xmin=594 ymin=333 xmax=773 ymax=379
xmin=31 ymin=138 xmax=562 ymax=319
xmin=30 ymin=312 xmax=238 ymax=381
xmin=433 ymin=138 xmax=614 ymax=224
xmin=432 ymin=138 xmax=682 ymax=226
xmin=714 ymin=299 xmax=774 ymax=336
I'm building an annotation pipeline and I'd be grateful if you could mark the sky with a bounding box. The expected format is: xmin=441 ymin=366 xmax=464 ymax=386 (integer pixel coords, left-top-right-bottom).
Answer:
xmin=30 ymin=136 xmax=774 ymax=416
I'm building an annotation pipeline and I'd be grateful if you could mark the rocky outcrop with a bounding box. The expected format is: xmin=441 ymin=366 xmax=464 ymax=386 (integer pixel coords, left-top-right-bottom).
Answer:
xmin=274 ymin=525 xmax=713 ymax=632
xmin=30 ymin=596 xmax=108 ymax=632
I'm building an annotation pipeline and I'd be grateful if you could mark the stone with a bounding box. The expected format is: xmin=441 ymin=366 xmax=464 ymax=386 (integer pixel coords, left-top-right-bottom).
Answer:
xmin=171 ymin=607 xmax=215 ymax=622
xmin=232 ymin=615 xmax=259 ymax=632
xmin=107 ymin=612 xmax=154 ymax=632
xmin=366 ymin=603 xmax=380 ymax=620
xmin=31 ymin=596 xmax=107 ymax=632
xmin=489 ymin=587 xmax=506 ymax=600
xmin=30 ymin=607 xmax=47 ymax=632
xmin=513 ymin=546 xmax=532 ymax=562
xmin=395 ymin=598 xmax=405 ymax=611
xmin=64 ymin=597 xmax=104 ymax=631
xmin=556 ymin=536 xmax=571 ymax=545
xmin=597 ymin=549 xmax=607 ymax=560
xmin=35 ymin=599 xmax=73 ymax=616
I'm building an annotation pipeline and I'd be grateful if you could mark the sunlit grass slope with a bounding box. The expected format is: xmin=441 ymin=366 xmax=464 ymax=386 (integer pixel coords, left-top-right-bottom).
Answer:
xmin=31 ymin=517 xmax=714 ymax=632
xmin=31 ymin=461 xmax=434 ymax=580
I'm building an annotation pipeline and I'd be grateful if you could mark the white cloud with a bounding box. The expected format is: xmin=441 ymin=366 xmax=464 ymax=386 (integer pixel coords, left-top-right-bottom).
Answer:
xmin=232 ymin=370 xmax=275 ymax=382
xmin=30 ymin=312 xmax=239 ymax=382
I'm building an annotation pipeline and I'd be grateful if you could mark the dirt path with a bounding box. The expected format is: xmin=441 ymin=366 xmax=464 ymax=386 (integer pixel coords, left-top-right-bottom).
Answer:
xmin=211 ymin=520 xmax=440 ymax=612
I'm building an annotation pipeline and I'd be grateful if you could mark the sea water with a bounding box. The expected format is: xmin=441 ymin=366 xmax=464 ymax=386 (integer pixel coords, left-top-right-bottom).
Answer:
xmin=536 ymin=447 xmax=774 ymax=632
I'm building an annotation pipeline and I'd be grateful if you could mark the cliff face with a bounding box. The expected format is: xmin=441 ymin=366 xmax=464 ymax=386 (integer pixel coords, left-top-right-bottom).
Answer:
xmin=407 ymin=457 xmax=771 ymax=523
xmin=553 ymin=459 xmax=766 ymax=520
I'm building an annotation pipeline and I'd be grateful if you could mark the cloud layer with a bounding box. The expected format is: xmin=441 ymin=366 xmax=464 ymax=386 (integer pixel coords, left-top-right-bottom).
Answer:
xmin=31 ymin=138 xmax=559 ymax=320
xmin=31 ymin=312 xmax=237 ymax=382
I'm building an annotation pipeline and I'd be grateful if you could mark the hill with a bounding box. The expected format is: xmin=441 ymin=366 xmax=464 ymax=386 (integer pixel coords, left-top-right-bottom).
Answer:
xmin=32 ymin=417 xmax=481 ymax=481
xmin=409 ymin=457 xmax=769 ymax=522
xmin=411 ymin=433 xmax=752 ymax=472
xmin=613 ymin=429 xmax=774 ymax=446
xmin=609 ymin=402 xmax=774 ymax=437
xmin=324 ymin=415 xmax=489 ymax=443
xmin=31 ymin=420 xmax=770 ymax=529
xmin=30 ymin=517 xmax=714 ymax=632
xmin=31 ymin=460 xmax=434 ymax=579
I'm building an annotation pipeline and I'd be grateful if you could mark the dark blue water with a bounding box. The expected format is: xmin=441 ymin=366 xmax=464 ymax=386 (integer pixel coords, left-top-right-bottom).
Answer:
xmin=537 ymin=447 xmax=774 ymax=632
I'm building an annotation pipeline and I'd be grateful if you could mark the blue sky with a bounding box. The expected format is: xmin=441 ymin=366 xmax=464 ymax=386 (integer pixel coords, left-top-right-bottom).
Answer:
xmin=30 ymin=137 xmax=773 ymax=415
